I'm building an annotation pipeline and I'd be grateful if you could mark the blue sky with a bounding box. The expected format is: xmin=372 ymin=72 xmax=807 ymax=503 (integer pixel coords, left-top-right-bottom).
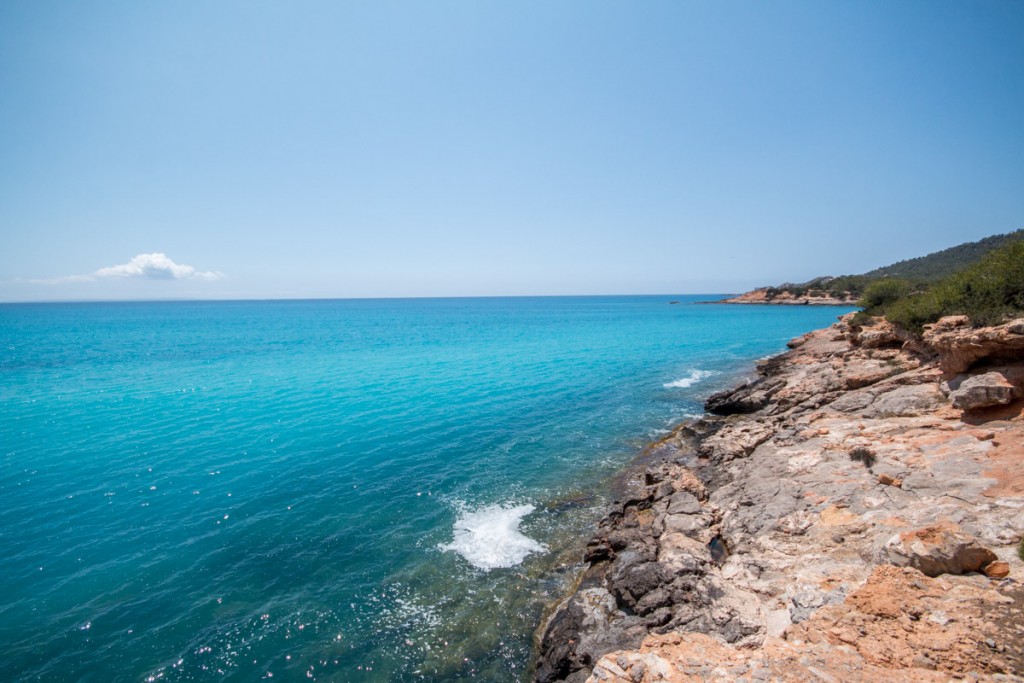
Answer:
xmin=1 ymin=1 xmax=1022 ymax=301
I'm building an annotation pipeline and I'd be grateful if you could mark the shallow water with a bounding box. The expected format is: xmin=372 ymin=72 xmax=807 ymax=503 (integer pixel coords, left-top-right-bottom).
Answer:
xmin=0 ymin=296 xmax=851 ymax=681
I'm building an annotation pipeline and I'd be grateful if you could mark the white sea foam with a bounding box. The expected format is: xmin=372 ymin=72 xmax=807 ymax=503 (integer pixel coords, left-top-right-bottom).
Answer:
xmin=663 ymin=369 xmax=717 ymax=389
xmin=441 ymin=503 xmax=546 ymax=570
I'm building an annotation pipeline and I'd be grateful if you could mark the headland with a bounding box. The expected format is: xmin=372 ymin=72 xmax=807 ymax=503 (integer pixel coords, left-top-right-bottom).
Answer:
xmin=715 ymin=289 xmax=859 ymax=306
xmin=534 ymin=313 xmax=1024 ymax=682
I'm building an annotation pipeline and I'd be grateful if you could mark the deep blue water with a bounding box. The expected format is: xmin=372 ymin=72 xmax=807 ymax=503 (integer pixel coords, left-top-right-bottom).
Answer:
xmin=0 ymin=296 xmax=852 ymax=682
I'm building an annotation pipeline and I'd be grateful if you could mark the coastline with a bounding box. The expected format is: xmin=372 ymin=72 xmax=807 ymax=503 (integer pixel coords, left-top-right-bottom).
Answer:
xmin=533 ymin=314 xmax=1024 ymax=682
xmin=708 ymin=289 xmax=859 ymax=306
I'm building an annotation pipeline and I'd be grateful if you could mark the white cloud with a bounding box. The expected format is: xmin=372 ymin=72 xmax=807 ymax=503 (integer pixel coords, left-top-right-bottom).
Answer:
xmin=28 ymin=253 xmax=225 ymax=284
xmin=94 ymin=253 xmax=224 ymax=281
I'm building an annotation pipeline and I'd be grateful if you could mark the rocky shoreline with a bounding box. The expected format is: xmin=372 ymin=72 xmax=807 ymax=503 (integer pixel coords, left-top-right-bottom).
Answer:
xmin=713 ymin=288 xmax=859 ymax=306
xmin=534 ymin=314 xmax=1024 ymax=682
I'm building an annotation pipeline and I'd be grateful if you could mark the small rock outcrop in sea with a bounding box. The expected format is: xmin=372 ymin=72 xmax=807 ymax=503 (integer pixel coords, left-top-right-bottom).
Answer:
xmin=535 ymin=315 xmax=1024 ymax=682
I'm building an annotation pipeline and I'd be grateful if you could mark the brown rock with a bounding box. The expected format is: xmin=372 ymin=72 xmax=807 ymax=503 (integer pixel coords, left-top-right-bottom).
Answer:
xmin=877 ymin=473 xmax=903 ymax=488
xmin=880 ymin=524 xmax=998 ymax=577
xmin=983 ymin=561 xmax=1010 ymax=578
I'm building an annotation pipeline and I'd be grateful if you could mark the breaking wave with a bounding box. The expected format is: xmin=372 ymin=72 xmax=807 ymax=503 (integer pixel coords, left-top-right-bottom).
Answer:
xmin=440 ymin=503 xmax=546 ymax=570
xmin=663 ymin=369 xmax=717 ymax=389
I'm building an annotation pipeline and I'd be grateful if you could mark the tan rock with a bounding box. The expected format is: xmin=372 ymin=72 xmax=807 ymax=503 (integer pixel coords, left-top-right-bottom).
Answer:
xmin=877 ymin=473 xmax=903 ymax=488
xmin=923 ymin=316 xmax=1024 ymax=375
xmin=879 ymin=524 xmax=998 ymax=577
xmin=853 ymin=318 xmax=906 ymax=349
xmin=819 ymin=505 xmax=860 ymax=526
xmin=983 ymin=561 xmax=1010 ymax=578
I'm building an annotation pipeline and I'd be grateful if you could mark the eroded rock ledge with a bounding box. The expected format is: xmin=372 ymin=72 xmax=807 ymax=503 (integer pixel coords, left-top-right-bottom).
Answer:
xmin=535 ymin=316 xmax=1024 ymax=683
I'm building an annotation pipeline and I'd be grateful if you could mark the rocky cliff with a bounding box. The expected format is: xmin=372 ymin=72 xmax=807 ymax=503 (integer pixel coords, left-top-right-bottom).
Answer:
xmin=535 ymin=315 xmax=1024 ymax=683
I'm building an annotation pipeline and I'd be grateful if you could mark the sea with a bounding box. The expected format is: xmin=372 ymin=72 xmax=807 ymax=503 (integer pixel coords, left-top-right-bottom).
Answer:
xmin=0 ymin=296 xmax=852 ymax=682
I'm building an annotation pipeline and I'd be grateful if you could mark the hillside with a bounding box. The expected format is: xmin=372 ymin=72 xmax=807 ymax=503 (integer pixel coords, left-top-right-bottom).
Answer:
xmin=863 ymin=229 xmax=1024 ymax=283
xmin=720 ymin=229 xmax=1024 ymax=305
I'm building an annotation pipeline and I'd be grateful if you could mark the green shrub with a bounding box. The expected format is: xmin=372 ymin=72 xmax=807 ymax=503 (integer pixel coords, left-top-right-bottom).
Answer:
xmin=858 ymin=278 xmax=912 ymax=311
xmin=885 ymin=289 xmax=948 ymax=331
xmin=849 ymin=310 xmax=875 ymax=327
xmin=886 ymin=240 xmax=1024 ymax=331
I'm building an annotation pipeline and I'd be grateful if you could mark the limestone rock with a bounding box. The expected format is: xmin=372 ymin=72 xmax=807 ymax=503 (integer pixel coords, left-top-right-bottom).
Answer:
xmin=860 ymin=383 xmax=945 ymax=418
xmin=717 ymin=288 xmax=858 ymax=306
xmin=948 ymin=371 xmax=1019 ymax=410
xmin=535 ymin=586 xmax=649 ymax=683
xmin=852 ymin=318 xmax=906 ymax=349
xmin=877 ymin=473 xmax=902 ymax=488
xmin=879 ymin=525 xmax=998 ymax=577
xmin=696 ymin=420 xmax=775 ymax=462
xmin=923 ymin=316 xmax=1024 ymax=374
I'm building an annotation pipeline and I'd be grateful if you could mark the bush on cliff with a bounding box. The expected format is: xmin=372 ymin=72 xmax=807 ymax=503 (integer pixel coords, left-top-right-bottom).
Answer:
xmin=857 ymin=278 xmax=912 ymax=311
xmin=885 ymin=240 xmax=1024 ymax=331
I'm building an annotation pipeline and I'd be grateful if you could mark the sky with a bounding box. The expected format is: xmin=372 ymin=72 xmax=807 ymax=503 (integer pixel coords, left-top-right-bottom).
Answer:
xmin=1 ymin=1 xmax=1023 ymax=301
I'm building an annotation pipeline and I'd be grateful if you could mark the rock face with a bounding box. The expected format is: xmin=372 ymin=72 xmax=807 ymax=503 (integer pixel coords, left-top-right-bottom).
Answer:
xmin=923 ymin=316 xmax=1024 ymax=375
xmin=535 ymin=315 xmax=1024 ymax=683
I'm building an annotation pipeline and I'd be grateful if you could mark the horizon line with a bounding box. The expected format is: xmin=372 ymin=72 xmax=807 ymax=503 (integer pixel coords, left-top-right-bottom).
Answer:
xmin=0 ymin=292 xmax=738 ymax=305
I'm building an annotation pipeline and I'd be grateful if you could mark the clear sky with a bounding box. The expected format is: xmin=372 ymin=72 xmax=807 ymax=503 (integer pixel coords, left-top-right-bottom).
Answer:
xmin=2 ymin=1 xmax=1022 ymax=301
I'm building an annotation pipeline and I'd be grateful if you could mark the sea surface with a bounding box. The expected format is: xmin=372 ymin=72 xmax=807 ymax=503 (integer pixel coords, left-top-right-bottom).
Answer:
xmin=0 ymin=296 xmax=852 ymax=682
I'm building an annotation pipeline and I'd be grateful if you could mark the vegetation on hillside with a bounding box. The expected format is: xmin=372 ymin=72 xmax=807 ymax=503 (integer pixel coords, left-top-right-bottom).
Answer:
xmin=765 ymin=274 xmax=870 ymax=300
xmin=762 ymin=229 xmax=1024 ymax=301
xmin=863 ymin=229 xmax=1024 ymax=283
xmin=859 ymin=239 xmax=1024 ymax=331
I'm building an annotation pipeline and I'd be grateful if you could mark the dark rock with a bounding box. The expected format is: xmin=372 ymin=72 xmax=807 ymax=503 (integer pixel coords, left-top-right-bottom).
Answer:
xmin=534 ymin=585 xmax=647 ymax=683
xmin=705 ymin=378 xmax=785 ymax=415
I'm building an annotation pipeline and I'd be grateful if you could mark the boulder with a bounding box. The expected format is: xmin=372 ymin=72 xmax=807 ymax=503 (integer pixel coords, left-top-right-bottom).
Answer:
xmin=705 ymin=378 xmax=785 ymax=415
xmin=948 ymin=371 xmax=1019 ymax=411
xmin=983 ymin=561 xmax=1010 ymax=578
xmin=853 ymin=319 xmax=906 ymax=349
xmin=696 ymin=420 xmax=775 ymax=462
xmin=879 ymin=525 xmax=998 ymax=577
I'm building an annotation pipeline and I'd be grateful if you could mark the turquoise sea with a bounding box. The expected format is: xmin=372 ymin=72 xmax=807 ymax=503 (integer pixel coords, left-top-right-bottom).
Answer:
xmin=0 ymin=296 xmax=852 ymax=682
